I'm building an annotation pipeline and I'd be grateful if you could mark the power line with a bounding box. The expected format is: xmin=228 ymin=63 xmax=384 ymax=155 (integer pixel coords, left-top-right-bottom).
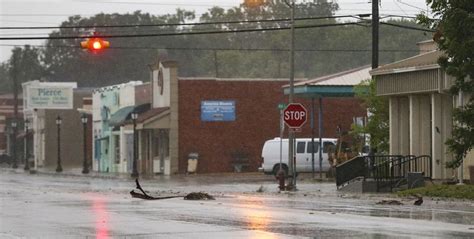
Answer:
xmin=0 ymin=21 xmax=368 ymax=41
xmin=0 ymin=43 xmax=425 ymax=53
xmin=0 ymin=15 xmax=359 ymax=30
xmin=71 ymin=0 xmax=236 ymax=8
xmin=380 ymin=21 xmax=434 ymax=32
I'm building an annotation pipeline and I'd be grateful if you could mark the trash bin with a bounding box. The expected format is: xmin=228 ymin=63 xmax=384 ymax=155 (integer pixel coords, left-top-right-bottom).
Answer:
xmin=187 ymin=153 xmax=199 ymax=174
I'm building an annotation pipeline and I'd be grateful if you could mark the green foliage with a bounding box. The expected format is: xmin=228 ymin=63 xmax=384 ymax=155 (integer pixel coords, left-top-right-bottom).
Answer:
xmin=352 ymin=77 xmax=389 ymax=153
xmin=397 ymin=184 xmax=474 ymax=200
xmin=418 ymin=0 xmax=474 ymax=168
xmin=0 ymin=45 xmax=44 ymax=94
xmin=0 ymin=63 xmax=11 ymax=94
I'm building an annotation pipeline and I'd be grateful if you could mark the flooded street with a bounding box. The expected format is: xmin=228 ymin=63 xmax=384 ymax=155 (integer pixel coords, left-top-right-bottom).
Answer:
xmin=1 ymin=170 xmax=473 ymax=238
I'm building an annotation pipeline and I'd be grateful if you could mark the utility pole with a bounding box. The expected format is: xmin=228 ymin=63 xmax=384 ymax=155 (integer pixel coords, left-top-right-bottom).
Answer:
xmin=287 ymin=0 xmax=296 ymax=190
xmin=372 ymin=0 xmax=379 ymax=69
xmin=11 ymin=51 xmax=19 ymax=169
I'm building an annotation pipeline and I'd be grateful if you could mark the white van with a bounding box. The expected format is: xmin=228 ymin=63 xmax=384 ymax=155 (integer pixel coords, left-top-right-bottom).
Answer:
xmin=259 ymin=137 xmax=337 ymax=176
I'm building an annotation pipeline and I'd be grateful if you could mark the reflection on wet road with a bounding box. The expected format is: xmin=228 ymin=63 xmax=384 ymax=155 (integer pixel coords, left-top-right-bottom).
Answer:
xmin=1 ymin=171 xmax=473 ymax=238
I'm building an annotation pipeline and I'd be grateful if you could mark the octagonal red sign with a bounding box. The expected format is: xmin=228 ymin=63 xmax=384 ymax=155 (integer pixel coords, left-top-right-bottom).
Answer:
xmin=283 ymin=103 xmax=307 ymax=128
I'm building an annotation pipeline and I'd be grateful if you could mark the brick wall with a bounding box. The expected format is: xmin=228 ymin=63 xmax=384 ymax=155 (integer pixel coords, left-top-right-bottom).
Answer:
xmin=178 ymin=79 xmax=366 ymax=173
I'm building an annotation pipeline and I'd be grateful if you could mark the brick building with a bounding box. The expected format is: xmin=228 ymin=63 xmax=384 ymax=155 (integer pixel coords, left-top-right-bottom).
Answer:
xmin=124 ymin=62 xmax=367 ymax=175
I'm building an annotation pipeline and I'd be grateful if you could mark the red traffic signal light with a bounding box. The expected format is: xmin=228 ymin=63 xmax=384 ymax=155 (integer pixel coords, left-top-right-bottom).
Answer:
xmin=81 ymin=37 xmax=110 ymax=52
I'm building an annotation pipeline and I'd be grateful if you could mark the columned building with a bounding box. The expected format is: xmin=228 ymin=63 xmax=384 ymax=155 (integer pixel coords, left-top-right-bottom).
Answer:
xmin=371 ymin=41 xmax=473 ymax=181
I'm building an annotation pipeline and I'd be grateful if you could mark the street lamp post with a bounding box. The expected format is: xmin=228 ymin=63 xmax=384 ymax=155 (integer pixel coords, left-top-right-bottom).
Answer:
xmin=24 ymin=119 xmax=30 ymax=171
xmin=11 ymin=120 xmax=18 ymax=168
xmin=81 ymin=114 xmax=89 ymax=174
xmin=131 ymin=112 xmax=139 ymax=178
xmin=55 ymin=116 xmax=62 ymax=172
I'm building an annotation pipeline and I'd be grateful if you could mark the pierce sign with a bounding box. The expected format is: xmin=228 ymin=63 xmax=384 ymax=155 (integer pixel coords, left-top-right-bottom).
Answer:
xmin=283 ymin=103 xmax=307 ymax=128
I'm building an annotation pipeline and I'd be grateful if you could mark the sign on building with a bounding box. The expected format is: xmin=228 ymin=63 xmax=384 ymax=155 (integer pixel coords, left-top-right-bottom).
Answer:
xmin=201 ymin=100 xmax=236 ymax=121
xmin=27 ymin=86 xmax=74 ymax=109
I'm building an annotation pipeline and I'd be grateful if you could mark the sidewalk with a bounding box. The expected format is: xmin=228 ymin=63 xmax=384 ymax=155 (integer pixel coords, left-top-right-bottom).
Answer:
xmin=0 ymin=165 xmax=332 ymax=188
xmin=1 ymin=165 xmax=134 ymax=180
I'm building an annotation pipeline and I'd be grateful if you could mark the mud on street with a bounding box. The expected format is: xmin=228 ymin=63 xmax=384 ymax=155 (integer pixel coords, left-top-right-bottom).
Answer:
xmin=1 ymin=170 xmax=474 ymax=238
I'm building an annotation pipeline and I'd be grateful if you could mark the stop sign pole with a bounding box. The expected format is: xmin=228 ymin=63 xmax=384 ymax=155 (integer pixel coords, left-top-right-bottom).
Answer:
xmin=283 ymin=103 xmax=307 ymax=190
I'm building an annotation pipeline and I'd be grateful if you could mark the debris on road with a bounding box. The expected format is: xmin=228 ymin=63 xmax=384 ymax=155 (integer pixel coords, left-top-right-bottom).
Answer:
xmin=376 ymin=199 xmax=403 ymax=205
xmin=184 ymin=192 xmax=215 ymax=200
xmin=414 ymin=195 xmax=423 ymax=206
xmin=256 ymin=185 xmax=266 ymax=193
xmin=130 ymin=179 xmax=181 ymax=200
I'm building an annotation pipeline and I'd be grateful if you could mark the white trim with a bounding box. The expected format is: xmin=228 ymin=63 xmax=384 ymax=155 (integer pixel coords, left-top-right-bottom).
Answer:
xmin=371 ymin=64 xmax=440 ymax=76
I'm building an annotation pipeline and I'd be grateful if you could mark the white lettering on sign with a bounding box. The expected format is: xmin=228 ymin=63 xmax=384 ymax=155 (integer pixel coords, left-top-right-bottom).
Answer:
xmin=284 ymin=111 xmax=306 ymax=120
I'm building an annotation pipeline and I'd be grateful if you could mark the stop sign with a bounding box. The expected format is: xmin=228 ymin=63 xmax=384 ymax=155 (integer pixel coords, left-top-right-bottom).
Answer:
xmin=283 ymin=103 xmax=307 ymax=128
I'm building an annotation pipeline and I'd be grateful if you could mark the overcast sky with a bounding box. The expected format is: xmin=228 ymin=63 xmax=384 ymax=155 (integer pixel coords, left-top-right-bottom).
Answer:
xmin=0 ymin=0 xmax=429 ymax=63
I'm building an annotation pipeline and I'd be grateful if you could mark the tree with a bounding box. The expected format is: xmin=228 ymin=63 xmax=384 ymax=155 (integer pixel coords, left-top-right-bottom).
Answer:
xmin=0 ymin=63 xmax=11 ymax=94
xmin=3 ymin=2 xmax=429 ymax=88
xmin=0 ymin=46 xmax=45 ymax=94
xmin=418 ymin=0 xmax=474 ymax=168
xmin=351 ymin=78 xmax=389 ymax=153
xmin=42 ymin=10 xmax=195 ymax=87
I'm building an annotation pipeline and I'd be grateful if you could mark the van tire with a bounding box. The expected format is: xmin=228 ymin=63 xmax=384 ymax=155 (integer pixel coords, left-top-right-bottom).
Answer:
xmin=273 ymin=164 xmax=288 ymax=177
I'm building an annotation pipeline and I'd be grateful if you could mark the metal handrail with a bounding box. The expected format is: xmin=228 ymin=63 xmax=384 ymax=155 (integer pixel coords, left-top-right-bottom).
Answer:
xmin=373 ymin=155 xmax=432 ymax=192
xmin=335 ymin=156 xmax=367 ymax=188
xmin=336 ymin=154 xmax=432 ymax=192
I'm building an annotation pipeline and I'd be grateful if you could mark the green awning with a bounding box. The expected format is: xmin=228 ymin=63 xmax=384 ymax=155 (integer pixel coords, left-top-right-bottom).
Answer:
xmin=109 ymin=106 xmax=135 ymax=126
xmin=283 ymin=85 xmax=356 ymax=98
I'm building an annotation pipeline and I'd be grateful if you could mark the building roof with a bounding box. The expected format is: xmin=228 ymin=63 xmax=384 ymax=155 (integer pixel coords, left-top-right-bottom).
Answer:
xmin=179 ymin=77 xmax=307 ymax=82
xmin=292 ymin=65 xmax=371 ymax=87
xmin=135 ymin=107 xmax=169 ymax=124
xmin=370 ymin=51 xmax=443 ymax=76
xmin=282 ymin=66 xmax=371 ymax=98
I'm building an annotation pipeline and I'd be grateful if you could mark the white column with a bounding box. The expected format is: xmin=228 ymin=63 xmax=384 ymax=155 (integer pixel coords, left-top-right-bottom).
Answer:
xmin=399 ymin=97 xmax=410 ymax=155
xmin=389 ymin=97 xmax=400 ymax=155
xmin=409 ymin=95 xmax=421 ymax=156
xmin=410 ymin=95 xmax=431 ymax=156
xmin=389 ymin=96 xmax=410 ymax=155
xmin=420 ymin=96 xmax=432 ymax=155
xmin=431 ymin=93 xmax=454 ymax=179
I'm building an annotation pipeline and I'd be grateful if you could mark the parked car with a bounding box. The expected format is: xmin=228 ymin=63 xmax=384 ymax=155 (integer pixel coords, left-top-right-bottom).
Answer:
xmin=259 ymin=137 xmax=337 ymax=176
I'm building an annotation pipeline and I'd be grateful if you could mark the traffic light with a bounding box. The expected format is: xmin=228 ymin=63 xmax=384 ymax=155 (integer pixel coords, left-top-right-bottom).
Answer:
xmin=80 ymin=37 xmax=110 ymax=52
xmin=244 ymin=0 xmax=266 ymax=7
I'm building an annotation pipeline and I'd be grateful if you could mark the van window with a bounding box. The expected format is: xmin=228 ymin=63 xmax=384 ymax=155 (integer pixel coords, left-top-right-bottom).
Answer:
xmin=296 ymin=142 xmax=306 ymax=154
xmin=307 ymin=142 xmax=319 ymax=153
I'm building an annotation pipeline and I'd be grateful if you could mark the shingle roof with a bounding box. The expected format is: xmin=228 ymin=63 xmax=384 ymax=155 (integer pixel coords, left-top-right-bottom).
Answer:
xmin=370 ymin=51 xmax=443 ymax=75
xmin=290 ymin=65 xmax=371 ymax=87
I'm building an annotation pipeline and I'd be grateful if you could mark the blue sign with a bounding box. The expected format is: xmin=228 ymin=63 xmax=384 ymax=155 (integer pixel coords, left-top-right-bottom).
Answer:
xmin=201 ymin=100 xmax=236 ymax=121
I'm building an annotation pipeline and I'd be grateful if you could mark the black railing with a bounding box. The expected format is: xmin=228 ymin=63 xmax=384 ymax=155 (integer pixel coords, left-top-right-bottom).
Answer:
xmin=335 ymin=156 xmax=367 ymax=189
xmin=373 ymin=155 xmax=432 ymax=192
xmin=336 ymin=155 xmax=432 ymax=192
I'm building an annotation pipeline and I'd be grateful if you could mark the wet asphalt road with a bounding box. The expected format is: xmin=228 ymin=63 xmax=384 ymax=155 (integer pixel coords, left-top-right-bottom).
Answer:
xmin=1 ymin=170 xmax=474 ymax=238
